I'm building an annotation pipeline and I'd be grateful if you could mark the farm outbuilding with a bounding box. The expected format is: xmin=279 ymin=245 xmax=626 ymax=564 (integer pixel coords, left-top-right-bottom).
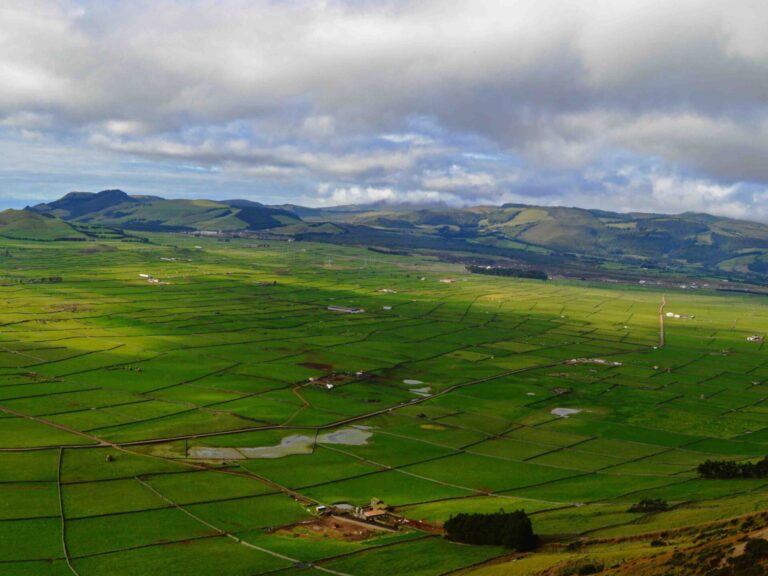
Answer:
xmin=327 ymin=305 xmax=365 ymax=314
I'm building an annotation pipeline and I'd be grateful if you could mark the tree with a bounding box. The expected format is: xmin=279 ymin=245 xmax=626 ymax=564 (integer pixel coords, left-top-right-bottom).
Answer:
xmin=698 ymin=457 xmax=768 ymax=479
xmin=444 ymin=510 xmax=537 ymax=551
xmin=628 ymin=499 xmax=669 ymax=513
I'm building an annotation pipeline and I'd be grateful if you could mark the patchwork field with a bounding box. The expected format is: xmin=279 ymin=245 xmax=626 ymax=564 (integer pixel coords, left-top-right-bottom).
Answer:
xmin=1 ymin=234 xmax=767 ymax=575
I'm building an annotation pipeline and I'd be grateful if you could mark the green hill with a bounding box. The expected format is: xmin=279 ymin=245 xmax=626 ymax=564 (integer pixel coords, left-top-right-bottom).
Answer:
xmin=30 ymin=190 xmax=302 ymax=232
xmin=0 ymin=210 xmax=87 ymax=241
xmin=27 ymin=192 xmax=768 ymax=281
xmin=297 ymin=203 xmax=768 ymax=280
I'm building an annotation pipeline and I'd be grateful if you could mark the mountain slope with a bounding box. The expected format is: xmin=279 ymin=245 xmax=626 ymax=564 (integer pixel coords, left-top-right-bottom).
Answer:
xmin=27 ymin=192 xmax=768 ymax=280
xmin=318 ymin=203 xmax=768 ymax=277
xmin=33 ymin=189 xmax=146 ymax=219
xmin=30 ymin=191 xmax=302 ymax=232
xmin=0 ymin=210 xmax=87 ymax=241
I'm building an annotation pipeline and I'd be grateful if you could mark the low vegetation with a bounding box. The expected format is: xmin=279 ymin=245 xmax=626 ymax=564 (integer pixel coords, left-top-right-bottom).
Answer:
xmin=628 ymin=499 xmax=670 ymax=513
xmin=712 ymin=538 xmax=768 ymax=576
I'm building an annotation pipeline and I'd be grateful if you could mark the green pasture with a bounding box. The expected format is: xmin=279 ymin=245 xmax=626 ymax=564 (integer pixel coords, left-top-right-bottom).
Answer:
xmin=0 ymin=234 xmax=767 ymax=574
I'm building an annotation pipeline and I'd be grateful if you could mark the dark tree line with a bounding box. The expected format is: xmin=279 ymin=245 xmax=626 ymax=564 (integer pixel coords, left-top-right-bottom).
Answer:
xmin=443 ymin=510 xmax=537 ymax=550
xmin=2 ymin=276 xmax=63 ymax=285
xmin=466 ymin=265 xmax=548 ymax=280
xmin=367 ymin=246 xmax=411 ymax=256
xmin=628 ymin=498 xmax=669 ymax=513
xmin=698 ymin=457 xmax=768 ymax=479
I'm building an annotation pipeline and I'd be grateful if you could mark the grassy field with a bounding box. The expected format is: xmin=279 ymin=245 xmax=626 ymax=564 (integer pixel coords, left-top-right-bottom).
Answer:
xmin=1 ymin=233 xmax=767 ymax=574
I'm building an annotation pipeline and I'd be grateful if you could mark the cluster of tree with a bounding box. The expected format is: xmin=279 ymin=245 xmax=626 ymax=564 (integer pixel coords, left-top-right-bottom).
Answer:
xmin=627 ymin=498 xmax=669 ymax=513
xmin=466 ymin=265 xmax=548 ymax=280
xmin=698 ymin=457 xmax=768 ymax=479
xmin=443 ymin=510 xmax=537 ymax=551
xmin=367 ymin=246 xmax=410 ymax=256
xmin=2 ymin=276 xmax=63 ymax=285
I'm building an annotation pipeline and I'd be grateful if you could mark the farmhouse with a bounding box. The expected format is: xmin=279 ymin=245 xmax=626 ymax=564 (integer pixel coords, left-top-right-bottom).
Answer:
xmin=363 ymin=509 xmax=388 ymax=520
xmin=747 ymin=335 xmax=764 ymax=343
xmin=336 ymin=497 xmax=398 ymax=528
xmin=565 ymin=358 xmax=622 ymax=367
xmin=316 ymin=498 xmax=399 ymax=529
xmin=666 ymin=311 xmax=694 ymax=320
xmin=327 ymin=305 xmax=365 ymax=314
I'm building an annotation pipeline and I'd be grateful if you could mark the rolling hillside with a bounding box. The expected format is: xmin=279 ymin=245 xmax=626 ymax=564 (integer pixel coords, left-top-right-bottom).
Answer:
xmin=301 ymin=203 xmax=768 ymax=279
xmin=30 ymin=190 xmax=302 ymax=232
xmin=0 ymin=209 xmax=87 ymax=241
xmin=27 ymin=192 xmax=768 ymax=280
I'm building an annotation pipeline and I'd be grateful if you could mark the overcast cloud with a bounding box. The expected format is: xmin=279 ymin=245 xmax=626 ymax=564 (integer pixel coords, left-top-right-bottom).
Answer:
xmin=1 ymin=0 xmax=768 ymax=219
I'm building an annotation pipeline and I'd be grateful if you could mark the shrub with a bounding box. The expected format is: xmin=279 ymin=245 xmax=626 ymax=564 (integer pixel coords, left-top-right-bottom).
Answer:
xmin=628 ymin=498 xmax=669 ymax=513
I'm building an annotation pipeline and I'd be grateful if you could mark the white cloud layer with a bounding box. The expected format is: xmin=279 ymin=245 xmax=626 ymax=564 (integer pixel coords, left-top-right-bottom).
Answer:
xmin=1 ymin=0 xmax=768 ymax=218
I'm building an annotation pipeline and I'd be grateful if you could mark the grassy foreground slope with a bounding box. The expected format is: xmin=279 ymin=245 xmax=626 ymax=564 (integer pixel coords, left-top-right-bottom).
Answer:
xmin=0 ymin=233 xmax=767 ymax=574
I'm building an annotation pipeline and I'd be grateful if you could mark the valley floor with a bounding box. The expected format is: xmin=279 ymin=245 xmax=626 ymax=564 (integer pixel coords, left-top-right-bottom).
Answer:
xmin=1 ymin=234 xmax=767 ymax=575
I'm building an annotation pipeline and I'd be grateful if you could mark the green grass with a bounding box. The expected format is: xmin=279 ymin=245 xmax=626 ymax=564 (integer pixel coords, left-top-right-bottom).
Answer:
xmin=323 ymin=537 xmax=503 ymax=575
xmin=1 ymin=233 xmax=768 ymax=574
xmin=67 ymin=507 xmax=217 ymax=557
xmin=71 ymin=536 xmax=292 ymax=575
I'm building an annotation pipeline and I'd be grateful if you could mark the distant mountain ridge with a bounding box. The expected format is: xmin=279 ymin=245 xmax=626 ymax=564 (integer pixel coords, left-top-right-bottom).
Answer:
xmin=312 ymin=202 xmax=768 ymax=277
xmin=29 ymin=190 xmax=301 ymax=232
xmin=22 ymin=191 xmax=768 ymax=280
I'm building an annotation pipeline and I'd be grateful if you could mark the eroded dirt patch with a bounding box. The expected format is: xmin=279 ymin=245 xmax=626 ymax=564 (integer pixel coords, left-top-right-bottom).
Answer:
xmin=300 ymin=362 xmax=334 ymax=370
xmin=277 ymin=515 xmax=383 ymax=542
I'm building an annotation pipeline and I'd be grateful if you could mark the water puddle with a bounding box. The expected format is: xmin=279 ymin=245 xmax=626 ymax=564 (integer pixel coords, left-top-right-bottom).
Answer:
xmin=551 ymin=407 xmax=581 ymax=418
xmin=318 ymin=427 xmax=372 ymax=446
xmin=187 ymin=446 xmax=245 ymax=460
xmin=239 ymin=434 xmax=315 ymax=458
xmin=188 ymin=426 xmax=373 ymax=460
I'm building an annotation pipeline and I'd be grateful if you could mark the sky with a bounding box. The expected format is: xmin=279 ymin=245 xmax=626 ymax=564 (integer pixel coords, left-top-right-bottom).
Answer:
xmin=2 ymin=0 xmax=768 ymax=220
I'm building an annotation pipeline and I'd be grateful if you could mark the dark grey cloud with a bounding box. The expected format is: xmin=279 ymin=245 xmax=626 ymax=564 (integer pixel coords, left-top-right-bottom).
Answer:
xmin=1 ymin=0 xmax=768 ymax=219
